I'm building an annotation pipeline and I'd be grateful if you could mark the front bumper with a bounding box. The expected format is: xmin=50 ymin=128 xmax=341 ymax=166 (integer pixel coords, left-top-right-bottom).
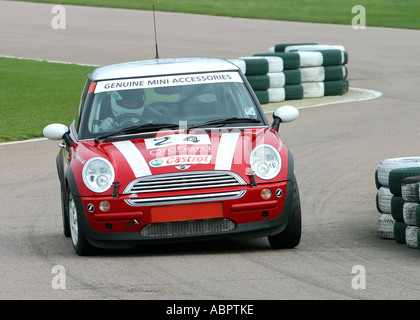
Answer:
xmin=69 ymin=176 xmax=296 ymax=249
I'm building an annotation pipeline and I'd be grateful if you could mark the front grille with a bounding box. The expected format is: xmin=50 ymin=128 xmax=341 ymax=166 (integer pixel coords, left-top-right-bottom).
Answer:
xmin=140 ymin=218 xmax=236 ymax=237
xmin=124 ymin=171 xmax=247 ymax=206
xmin=125 ymin=171 xmax=246 ymax=194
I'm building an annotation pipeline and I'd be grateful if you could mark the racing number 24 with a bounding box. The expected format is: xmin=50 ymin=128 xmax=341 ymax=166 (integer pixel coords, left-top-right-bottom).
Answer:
xmin=154 ymin=135 xmax=200 ymax=146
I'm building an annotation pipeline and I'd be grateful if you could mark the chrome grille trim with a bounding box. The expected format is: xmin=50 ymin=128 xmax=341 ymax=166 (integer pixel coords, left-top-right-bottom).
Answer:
xmin=140 ymin=218 xmax=236 ymax=237
xmin=123 ymin=171 xmax=247 ymax=206
xmin=125 ymin=190 xmax=246 ymax=207
xmin=124 ymin=171 xmax=246 ymax=195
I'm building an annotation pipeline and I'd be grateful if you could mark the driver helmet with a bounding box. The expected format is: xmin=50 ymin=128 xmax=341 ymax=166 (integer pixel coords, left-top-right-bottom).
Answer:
xmin=110 ymin=89 xmax=145 ymax=116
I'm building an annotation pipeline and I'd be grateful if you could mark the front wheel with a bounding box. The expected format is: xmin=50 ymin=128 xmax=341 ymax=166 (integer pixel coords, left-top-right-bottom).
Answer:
xmin=268 ymin=180 xmax=301 ymax=249
xmin=61 ymin=187 xmax=70 ymax=237
xmin=68 ymin=190 xmax=100 ymax=256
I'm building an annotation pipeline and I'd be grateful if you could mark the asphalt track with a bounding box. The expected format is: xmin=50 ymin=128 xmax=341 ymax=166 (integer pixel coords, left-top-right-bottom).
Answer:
xmin=1 ymin=1 xmax=420 ymax=300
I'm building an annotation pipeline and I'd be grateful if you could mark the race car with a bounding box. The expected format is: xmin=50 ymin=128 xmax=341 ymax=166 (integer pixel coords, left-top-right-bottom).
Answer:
xmin=43 ymin=57 xmax=301 ymax=255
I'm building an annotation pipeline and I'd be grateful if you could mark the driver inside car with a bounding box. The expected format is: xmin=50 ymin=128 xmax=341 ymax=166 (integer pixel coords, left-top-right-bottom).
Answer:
xmin=99 ymin=89 xmax=146 ymax=131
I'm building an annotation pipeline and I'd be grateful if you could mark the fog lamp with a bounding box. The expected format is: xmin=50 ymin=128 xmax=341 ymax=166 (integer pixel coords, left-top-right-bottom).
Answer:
xmin=261 ymin=188 xmax=271 ymax=200
xmin=99 ymin=201 xmax=111 ymax=212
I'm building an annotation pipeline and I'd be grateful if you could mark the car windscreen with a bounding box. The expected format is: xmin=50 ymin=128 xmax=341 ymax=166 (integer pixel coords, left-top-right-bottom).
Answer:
xmin=78 ymin=71 xmax=264 ymax=140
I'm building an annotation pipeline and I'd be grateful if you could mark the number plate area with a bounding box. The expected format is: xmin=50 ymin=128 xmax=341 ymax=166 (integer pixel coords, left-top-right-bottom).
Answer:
xmin=150 ymin=203 xmax=223 ymax=223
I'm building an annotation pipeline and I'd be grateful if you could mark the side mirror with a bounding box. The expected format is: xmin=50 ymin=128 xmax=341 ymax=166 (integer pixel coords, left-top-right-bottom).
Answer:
xmin=272 ymin=105 xmax=299 ymax=131
xmin=43 ymin=123 xmax=73 ymax=147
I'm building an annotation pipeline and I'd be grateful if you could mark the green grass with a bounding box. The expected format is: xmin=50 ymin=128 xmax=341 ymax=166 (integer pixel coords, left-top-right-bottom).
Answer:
xmin=17 ymin=0 xmax=420 ymax=29
xmin=0 ymin=58 xmax=95 ymax=142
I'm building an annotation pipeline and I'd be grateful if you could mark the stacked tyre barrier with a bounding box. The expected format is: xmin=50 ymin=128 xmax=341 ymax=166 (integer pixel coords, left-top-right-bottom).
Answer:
xmin=228 ymin=43 xmax=349 ymax=104
xmin=375 ymin=157 xmax=420 ymax=252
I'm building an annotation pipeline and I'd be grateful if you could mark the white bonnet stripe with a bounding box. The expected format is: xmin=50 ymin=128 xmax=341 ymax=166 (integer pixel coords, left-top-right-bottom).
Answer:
xmin=113 ymin=141 xmax=151 ymax=178
xmin=214 ymin=132 xmax=240 ymax=170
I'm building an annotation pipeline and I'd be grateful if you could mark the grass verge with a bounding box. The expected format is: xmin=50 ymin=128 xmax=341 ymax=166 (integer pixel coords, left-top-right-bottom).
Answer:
xmin=0 ymin=57 xmax=95 ymax=142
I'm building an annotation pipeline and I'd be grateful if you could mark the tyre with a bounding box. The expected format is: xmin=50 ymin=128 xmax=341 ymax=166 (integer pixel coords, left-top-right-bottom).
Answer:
xmin=416 ymin=206 xmax=420 ymax=228
xmin=375 ymin=169 xmax=381 ymax=190
xmin=393 ymin=221 xmax=407 ymax=244
xmin=283 ymin=69 xmax=301 ymax=85
xmin=284 ymin=84 xmax=304 ymax=100
xmin=401 ymin=176 xmax=420 ymax=202
xmin=302 ymin=82 xmax=324 ymax=98
xmin=377 ymin=157 xmax=420 ymax=187
xmin=376 ymin=187 xmax=392 ymax=214
xmin=268 ymin=180 xmax=301 ymax=249
xmin=389 ymin=167 xmax=420 ymax=196
xmin=61 ymin=187 xmax=70 ymax=237
xmin=390 ymin=196 xmax=404 ymax=222
xmin=324 ymin=79 xmax=349 ymax=96
xmin=403 ymin=202 xmax=418 ymax=226
xmin=269 ymin=42 xmax=318 ymax=53
xmin=296 ymin=52 xmax=323 ymax=67
xmin=405 ymin=226 xmax=418 ymax=248
xmin=68 ymin=190 xmax=100 ymax=256
xmin=254 ymin=88 xmax=285 ymax=104
xmin=324 ymin=65 xmax=348 ymax=81
xmin=378 ymin=213 xmax=395 ymax=239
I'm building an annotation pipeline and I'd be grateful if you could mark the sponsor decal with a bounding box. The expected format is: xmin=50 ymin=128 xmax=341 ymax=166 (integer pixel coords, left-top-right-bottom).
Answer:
xmin=94 ymin=72 xmax=243 ymax=94
xmin=149 ymin=155 xmax=212 ymax=168
xmin=145 ymin=134 xmax=211 ymax=149
xmin=150 ymin=145 xmax=211 ymax=157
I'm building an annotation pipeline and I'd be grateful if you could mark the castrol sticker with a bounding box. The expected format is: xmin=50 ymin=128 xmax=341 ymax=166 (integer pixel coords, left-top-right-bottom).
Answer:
xmin=149 ymin=155 xmax=212 ymax=167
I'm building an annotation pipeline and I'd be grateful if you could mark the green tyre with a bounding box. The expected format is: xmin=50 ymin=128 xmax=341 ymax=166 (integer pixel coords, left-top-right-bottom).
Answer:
xmin=389 ymin=167 xmax=420 ymax=196
xmin=391 ymin=196 xmax=404 ymax=222
xmin=393 ymin=221 xmax=407 ymax=244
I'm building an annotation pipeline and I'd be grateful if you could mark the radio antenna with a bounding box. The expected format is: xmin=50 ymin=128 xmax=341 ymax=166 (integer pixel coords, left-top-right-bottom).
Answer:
xmin=153 ymin=5 xmax=159 ymax=60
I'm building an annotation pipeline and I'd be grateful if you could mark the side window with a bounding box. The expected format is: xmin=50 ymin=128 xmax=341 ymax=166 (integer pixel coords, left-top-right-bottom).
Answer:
xmin=74 ymin=79 xmax=91 ymax=135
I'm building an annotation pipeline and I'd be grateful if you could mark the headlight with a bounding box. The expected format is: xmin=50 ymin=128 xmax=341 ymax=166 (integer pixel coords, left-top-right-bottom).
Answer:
xmin=250 ymin=145 xmax=281 ymax=180
xmin=82 ymin=157 xmax=115 ymax=193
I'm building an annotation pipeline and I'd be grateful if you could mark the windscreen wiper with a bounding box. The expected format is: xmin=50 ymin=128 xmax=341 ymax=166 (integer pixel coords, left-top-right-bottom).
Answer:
xmin=94 ymin=123 xmax=180 ymax=143
xmin=187 ymin=117 xmax=262 ymax=132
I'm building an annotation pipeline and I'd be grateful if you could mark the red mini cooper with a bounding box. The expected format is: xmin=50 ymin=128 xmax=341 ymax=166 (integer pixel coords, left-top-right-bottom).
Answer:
xmin=43 ymin=57 xmax=301 ymax=255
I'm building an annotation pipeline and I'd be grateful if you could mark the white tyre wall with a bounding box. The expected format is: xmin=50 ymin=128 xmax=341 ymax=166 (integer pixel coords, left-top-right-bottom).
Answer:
xmin=377 ymin=187 xmax=393 ymax=214
xmin=401 ymin=176 xmax=420 ymax=202
xmin=302 ymin=83 xmax=324 ymax=98
xmin=285 ymin=44 xmax=346 ymax=52
xmin=405 ymin=226 xmax=418 ymax=248
xmin=378 ymin=213 xmax=395 ymax=239
xmin=377 ymin=157 xmax=420 ymax=187
xmin=296 ymin=52 xmax=323 ymax=67
xmin=403 ymin=202 xmax=419 ymax=226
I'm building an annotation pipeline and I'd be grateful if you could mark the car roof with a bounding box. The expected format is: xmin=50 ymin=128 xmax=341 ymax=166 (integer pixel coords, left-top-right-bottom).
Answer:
xmin=89 ymin=57 xmax=240 ymax=81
